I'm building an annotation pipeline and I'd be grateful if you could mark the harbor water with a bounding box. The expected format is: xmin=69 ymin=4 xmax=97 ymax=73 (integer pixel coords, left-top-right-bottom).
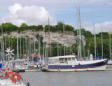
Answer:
xmin=21 ymin=70 xmax=112 ymax=86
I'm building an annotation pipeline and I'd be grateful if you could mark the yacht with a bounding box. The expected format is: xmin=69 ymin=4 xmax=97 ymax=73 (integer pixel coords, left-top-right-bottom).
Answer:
xmin=42 ymin=55 xmax=108 ymax=72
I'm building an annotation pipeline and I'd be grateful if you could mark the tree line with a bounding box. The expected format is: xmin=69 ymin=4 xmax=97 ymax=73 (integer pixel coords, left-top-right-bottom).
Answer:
xmin=0 ymin=22 xmax=112 ymax=59
xmin=0 ymin=22 xmax=74 ymax=33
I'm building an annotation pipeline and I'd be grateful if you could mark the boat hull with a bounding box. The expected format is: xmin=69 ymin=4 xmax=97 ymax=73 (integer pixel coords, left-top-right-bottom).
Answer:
xmin=45 ymin=59 xmax=108 ymax=72
xmin=47 ymin=65 xmax=106 ymax=72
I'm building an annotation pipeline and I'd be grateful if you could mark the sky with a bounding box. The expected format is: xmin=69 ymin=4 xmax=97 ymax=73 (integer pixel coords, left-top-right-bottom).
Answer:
xmin=0 ymin=0 xmax=112 ymax=33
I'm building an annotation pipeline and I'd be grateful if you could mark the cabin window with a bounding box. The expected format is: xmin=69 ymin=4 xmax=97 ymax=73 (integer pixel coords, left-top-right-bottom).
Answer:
xmin=59 ymin=58 xmax=68 ymax=63
xmin=72 ymin=58 xmax=75 ymax=60
xmin=67 ymin=58 xmax=72 ymax=61
xmin=49 ymin=59 xmax=59 ymax=64
xmin=59 ymin=58 xmax=64 ymax=63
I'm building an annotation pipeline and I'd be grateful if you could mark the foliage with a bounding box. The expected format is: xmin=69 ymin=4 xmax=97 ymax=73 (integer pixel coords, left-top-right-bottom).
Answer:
xmin=0 ymin=22 xmax=112 ymax=59
xmin=0 ymin=23 xmax=18 ymax=33
xmin=0 ymin=22 xmax=75 ymax=33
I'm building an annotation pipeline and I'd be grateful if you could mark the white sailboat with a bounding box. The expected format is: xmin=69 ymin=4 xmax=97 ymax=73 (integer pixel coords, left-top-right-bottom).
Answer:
xmin=13 ymin=37 xmax=28 ymax=72
xmin=42 ymin=8 xmax=108 ymax=72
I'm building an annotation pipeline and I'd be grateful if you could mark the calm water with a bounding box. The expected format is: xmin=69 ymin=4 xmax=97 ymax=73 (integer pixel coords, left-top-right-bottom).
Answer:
xmin=21 ymin=70 xmax=112 ymax=86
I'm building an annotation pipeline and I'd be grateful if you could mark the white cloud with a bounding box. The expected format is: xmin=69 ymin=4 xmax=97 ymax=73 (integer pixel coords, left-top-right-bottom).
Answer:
xmin=85 ymin=21 xmax=112 ymax=34
xmin=2 ymin=3 xmax=56 ymax=26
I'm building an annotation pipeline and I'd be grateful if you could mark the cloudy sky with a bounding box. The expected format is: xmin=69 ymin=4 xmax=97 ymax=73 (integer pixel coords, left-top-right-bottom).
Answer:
xmin=0 ymin=0 xmax=112 ymax=33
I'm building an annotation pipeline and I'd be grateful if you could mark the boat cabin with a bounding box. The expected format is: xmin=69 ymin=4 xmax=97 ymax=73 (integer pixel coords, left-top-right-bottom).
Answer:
xmin=48 ymin=55 xmax=77 ymax=64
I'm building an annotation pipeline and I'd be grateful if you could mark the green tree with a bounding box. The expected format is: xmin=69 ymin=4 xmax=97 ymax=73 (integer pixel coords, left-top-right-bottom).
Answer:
xmin=0 ymin=23 xmax=18 ymax=33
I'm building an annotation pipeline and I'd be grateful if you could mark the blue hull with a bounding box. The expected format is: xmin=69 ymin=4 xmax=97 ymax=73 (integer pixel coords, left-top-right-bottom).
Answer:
xmin=48 ymin=59 xmax=108 ymax=70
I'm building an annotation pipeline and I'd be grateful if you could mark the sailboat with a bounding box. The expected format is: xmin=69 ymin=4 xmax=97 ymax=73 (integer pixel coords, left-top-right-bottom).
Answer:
xmin=42 ymin=8 xmax=108 ymax=72
xmin=13 ymin=37 xmax=28 ymax=72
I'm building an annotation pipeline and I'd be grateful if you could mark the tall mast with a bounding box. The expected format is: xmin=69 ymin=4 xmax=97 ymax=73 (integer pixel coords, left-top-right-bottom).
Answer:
xmin=23 ymin=38 xmax=24 ymax=58
xmin=17 ymin=36 xmax=19 ymax=59
xmin=43 ymin=26 xmax=45 ymax=61
xmin=43 ymin=26 xmax=47 ymax=64
xmin=77 ymin=7 xmax=82 ymax=60
xmin=38 ymin=36 xmax=40 ymax=56
xmin=1 ymin=23 xmax=4 ymax=61
xmin=20 ymin=37 xmax=22 ymax=59
xmin=94 ymin=25 xmax=97 ymax=58
xmin=25 ymin=37 xmax=28 ymax=59
xmin=34 ymin=40 xmax=36 ymax=54
xmin=63 ymin=23 xmax=66 ymax=56
xmin=48 ymin=17 xmax=51 ymax=57
xmin=57 ymin=37 xmax=59 ymax=56
xmin=29 ymin=38 xmax=31 ymax=60
xmin=109 ymin=33 xmax=111 ymax=59
xmin=101 ymin=29 xmax=103 ymax=58
xmin=56 ymin=22 xmax=59 ymax=56
xmin=10 ymin=37 xmax=12 ymax=50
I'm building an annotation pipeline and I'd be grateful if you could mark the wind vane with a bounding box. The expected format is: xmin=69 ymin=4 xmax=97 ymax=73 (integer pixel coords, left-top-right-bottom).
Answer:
xmin=5 ymin=47 xmax=14 ymax=60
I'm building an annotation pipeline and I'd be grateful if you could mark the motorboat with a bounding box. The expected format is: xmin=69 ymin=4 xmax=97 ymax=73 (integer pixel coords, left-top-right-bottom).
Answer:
xmin=42 ymin=55 xmax=108 ymax=72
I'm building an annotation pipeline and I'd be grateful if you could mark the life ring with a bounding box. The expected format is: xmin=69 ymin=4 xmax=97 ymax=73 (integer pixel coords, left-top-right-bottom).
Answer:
xmin=11 ymin=73 xmax=21 ymax=83
xmin=5 ymin=72 xmax=14 ymax=79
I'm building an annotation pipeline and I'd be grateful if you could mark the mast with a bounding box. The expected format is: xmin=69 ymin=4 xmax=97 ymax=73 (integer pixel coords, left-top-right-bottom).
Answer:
xmin=38 ymin=36 xmax=40 ymax=57
xmin=23 ymin=38 xmax=24 ymax=58
xmin=57 ymin=41 xmax=59 ymax=56
xmin=43 ymin=26 xmax=45 ymax=61
xmin=25 ymin=37 xmax=28 ymax=59
xmin=56 ymin=24 xmax=59 ymax=56
xmin=29 ymin=38 xmax=31 ymax=61
xmin=17 ymin=36 xmax=19 ymax=59
xmin=48 ymin=17 xmax=51 ymax=57
xmin=43 ymin=26 xmax=47 ymax=64
xmin=77 ymin=7 xmax=82 ymax=60
xmin=1 ymin=23 xmax=5 ymax=61
xmin=94 ymin=25 xmax=97 ymax=58
xmin=34 ymin=40 xmax=36 ymax=54
xmin=20 ymin=37 xmax=22 ymax=59
xmin=101 ymin=29 xmax=103 ymax=58
xmin=63 ymin=23 xmax=66 ymax=56
xmin=109 ymin=33 xmax=111 ymax=59
xmin=10 ymin=37 xmax=12 ymax=50
xmin=27 ymin=37 xmax=30 ymax=61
